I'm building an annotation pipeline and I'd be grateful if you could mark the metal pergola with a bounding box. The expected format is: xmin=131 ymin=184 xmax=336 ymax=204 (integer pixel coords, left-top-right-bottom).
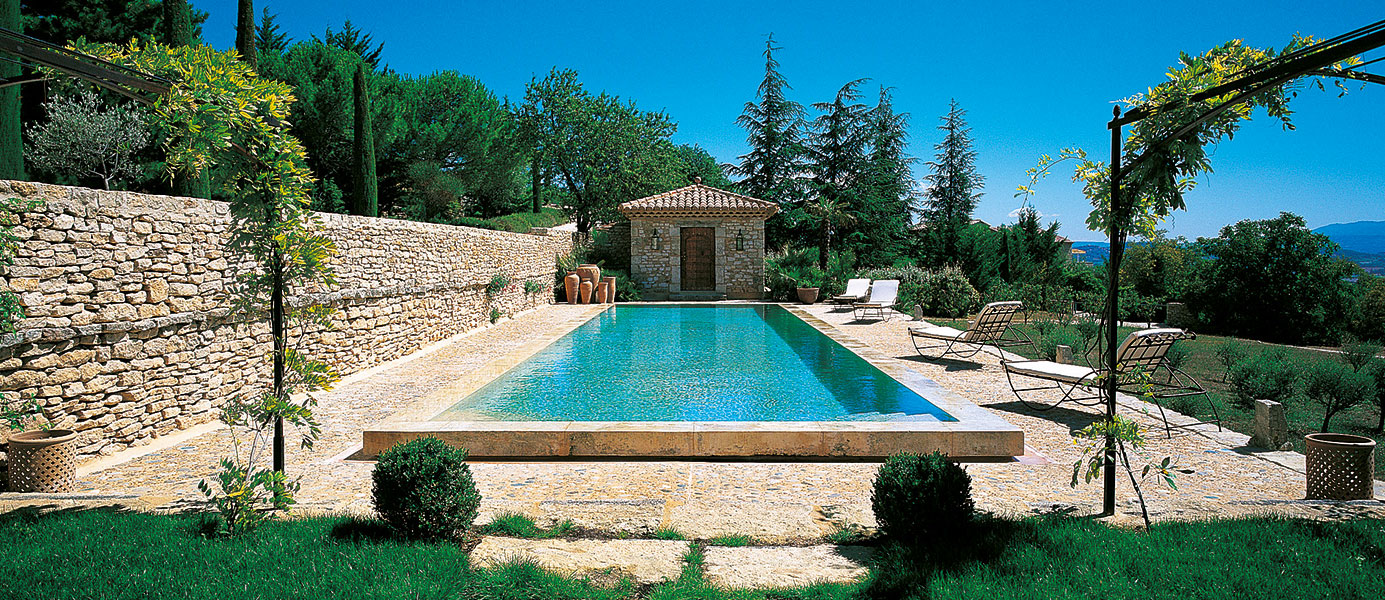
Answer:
xmin=1097 ymin=19 xmax=1385 ymax=514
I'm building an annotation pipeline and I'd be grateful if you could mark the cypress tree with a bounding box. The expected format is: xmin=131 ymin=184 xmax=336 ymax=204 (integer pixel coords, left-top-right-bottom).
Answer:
xmin=235 ymin=0 xmax=256 ymax=69
xmin=162 ymin=0 xmax=193 ymax=47
xmin=351 ymin=63 xmax=378 ymax=217
xmin=922 ymin=99 xmax=984 ymax=263
xmin=731 ymin=34 xmax=806 ymax=249
xmin=0 ymin=0 xmax=23 ymax=180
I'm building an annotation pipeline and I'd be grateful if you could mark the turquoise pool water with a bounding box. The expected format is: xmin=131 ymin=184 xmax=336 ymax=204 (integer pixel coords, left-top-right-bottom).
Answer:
xmin=433 ymin=305 xmax=954 ymax=422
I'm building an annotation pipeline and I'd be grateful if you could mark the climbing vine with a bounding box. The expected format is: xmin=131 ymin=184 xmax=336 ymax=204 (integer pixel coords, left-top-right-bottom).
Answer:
xmin=57 ymin=40 xmax=338 ymax=531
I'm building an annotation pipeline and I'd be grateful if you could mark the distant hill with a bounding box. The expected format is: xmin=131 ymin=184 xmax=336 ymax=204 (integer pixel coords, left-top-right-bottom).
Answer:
xmin=1315 ymin=221 xmax=1385 ymax=255
xmin=1071 ymin=239 xmax=1385 ymax=275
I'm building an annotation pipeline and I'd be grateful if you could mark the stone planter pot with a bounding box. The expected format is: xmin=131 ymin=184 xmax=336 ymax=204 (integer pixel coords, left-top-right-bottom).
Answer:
xmin=595 ymin=281 xmax=609 ymax=303
xmin=796 ymin=287 xmax=820 ymax=304
xmin=579 ymin=281 xmax=594 ymax=304
xmin=6 ymin=429 xmax=78 ymax=493
xmin=577 ymin=264 xmax=601 ymax=285
xmin=564 ymin=272 xmax=580 ymax=305
xmin=602 ymin=276 xmax=617 ymax=303
xmin=1305 ymin=432 xmax=1376 ymax=500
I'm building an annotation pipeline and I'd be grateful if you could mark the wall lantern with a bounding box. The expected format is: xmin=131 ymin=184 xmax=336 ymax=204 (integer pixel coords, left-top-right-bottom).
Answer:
xmin=736 ymin=229 xmax=746 ymax=251
xmin=651 ymin=228 xmax=661 ymax=251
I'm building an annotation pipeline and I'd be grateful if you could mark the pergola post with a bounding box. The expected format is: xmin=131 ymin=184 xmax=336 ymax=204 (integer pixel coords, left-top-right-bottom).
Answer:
xmin=1103 ymin=105 xmax=1123 ymax=516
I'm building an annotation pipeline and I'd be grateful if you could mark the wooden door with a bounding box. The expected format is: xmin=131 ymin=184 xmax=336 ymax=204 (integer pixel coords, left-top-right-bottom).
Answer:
xmin=680 ymin=227 xmax=715 ymax=291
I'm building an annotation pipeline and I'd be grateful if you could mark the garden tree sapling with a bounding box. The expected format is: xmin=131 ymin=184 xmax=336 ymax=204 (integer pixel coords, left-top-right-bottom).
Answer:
xmin=24 ymin=89 xmax=151 ymax=190
xmin=1303 ymin=359 xmax=1376 ymax=433
xmin=66 ymin=40 xmax=339 ymax=530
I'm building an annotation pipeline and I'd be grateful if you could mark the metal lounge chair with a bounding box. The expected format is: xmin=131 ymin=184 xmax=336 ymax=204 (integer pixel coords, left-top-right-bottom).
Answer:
xmin=1002 ymin=327 xmax=1221 ymax=437
xmin=831 ymin=278 xmax=871 ymax=304
xmin=909 ymin=301 xmax=1031 ymax=361
xmin=852 ymin=280 xmax=899 ymax=321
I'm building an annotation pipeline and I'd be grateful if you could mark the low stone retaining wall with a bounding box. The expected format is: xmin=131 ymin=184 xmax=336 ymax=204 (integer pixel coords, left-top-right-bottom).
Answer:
xmin=0 ymin=181 xmax=573 ymax=458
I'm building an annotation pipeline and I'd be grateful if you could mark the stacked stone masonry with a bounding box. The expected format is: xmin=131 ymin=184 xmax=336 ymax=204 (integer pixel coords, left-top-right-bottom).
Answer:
xmin=628 ymin=217 xmax=766 ymax=300
xmin=0 ymin=181 xmax=573 ymax=458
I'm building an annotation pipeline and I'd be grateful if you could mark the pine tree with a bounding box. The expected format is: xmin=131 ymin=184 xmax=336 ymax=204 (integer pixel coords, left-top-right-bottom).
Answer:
xmin=730 ymin=34 xmax=806 ymax=249
xmin=922 ymin=99 xmax=984 ymax=263
xmin=321 ymin=21 xmax=384 ymax=68
xmin=806 ymin=79 xmax=869 ymax=269
xmin=351 ymin=64 xmax=378 ymax=217
xmin=0 ymin=0 xmax=23 ymax=180
xmin=856 ymin=86 xmax=915 ymax=265
xmin=256 ymin=7 xmax=291 ymax=56
xmin=235 ymin=0 xmax=256 ymax=69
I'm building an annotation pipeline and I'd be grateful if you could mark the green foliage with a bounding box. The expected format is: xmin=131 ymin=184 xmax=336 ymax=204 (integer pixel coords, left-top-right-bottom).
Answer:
xmin=254 ymin=7 xmax=290 ymax=57
xmin=485 ymin=273 xmax=510 ymax=297
xmin=1071 ymin=415 xmax=1185 ymax=529
xmin=24 ymin=0 xmax=207 ymax=47
xmin=1214 ymin=339 xmax=1249 ymax=381
xmin=518 ymin=68 xmax=681 ymax=233
xmin=765 ymin=246 xmax=824 ymax=300
xmin=0 ymin=0 xmax=19 ymax=180
xmin=1303 ymin=359 xmax=1376 ymax=433
xmin=197 ymin=456 xmax=297 ymax=536
xmin=1341 ymin=339 xmax=1382 ymax=373
xmin=920 ymin=99 xmax=983 ymax=262
xmin=806 ymin=79 xmax=868 ymax=269
xmin=161 ymin=0 xmax=193 ymax=46
xmin=350 ymin=63 xmax=379 ymax=216
xmin=653 ymin=526 xmax=686 ymax=541
xmin=235 ymin=0 xmax=255 ymax=69
xmin=485 ymin=206 xmax=567 ymax=233
xmin=0 ymin=394 xmax=43 ymax=432
xmin=372 ymin=437 xmax=480 ymax=540
xmin=1164 ymin=341 xmax=1190 ymax=372
xmin=24 ymin=89 xmax=151 ymax=190
xmin=603 ymin=269 xmax=641 ymax=302
xmin=872 ymin=451 xmax=975 ymax=543
xmin=1038 ymin=328 xmax=1084 ymax=362
xmin=1227 ymin=348 xmax=1300 ymax=409
xmin=318 ymin=20 xmax=384 ymax=68
xmin=1190 ymin=213 xmax=1355 ymax=345
xmin=1350 ymin=275 xmax=1385 ymax=342
xmin=858 ymin=264 xmax=979 ymax=317
xmin=488 ymin=307 xmax=501 ymax=324
xmin=523 ymin=280 xmax=545 ymax=295
xmin=0 ymin=196 xmax=39 ymax=333
xmin=1368 ymin=360 xmax=1385 ymax=433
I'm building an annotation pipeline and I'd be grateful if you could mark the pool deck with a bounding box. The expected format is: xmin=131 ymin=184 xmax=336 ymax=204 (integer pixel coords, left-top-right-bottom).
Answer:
xmin=361 ymin=303 xmax=1023 ymax=459
xmin=12 ymin=301 xmax=1383 ymax=542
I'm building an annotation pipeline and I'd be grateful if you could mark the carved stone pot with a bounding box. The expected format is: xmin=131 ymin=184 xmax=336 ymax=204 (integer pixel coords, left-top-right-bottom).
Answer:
xmin=796 ymin=287 xmax=820 ymax=304
xmin=577 ymin=264 xmax=601 ymax=285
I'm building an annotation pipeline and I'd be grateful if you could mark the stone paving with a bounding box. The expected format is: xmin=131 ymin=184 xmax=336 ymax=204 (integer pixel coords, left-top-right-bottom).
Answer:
xmin=4 ymin=301 xmax=1383 ymax=589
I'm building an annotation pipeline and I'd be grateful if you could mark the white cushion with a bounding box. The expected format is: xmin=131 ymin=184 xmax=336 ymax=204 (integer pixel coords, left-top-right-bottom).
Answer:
xmin=909 ymin=325 xmax=966 ymax=341
xmin=1003 ymin=360 xmax=1097 ymax=384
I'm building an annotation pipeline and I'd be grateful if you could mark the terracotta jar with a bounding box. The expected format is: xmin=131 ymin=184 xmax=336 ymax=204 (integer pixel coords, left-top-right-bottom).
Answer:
xmin=796 ymin=287 xmax=820 ymax=304
xmin=579 ymin=280 xmax=594 ymax=304
xmin=6 ymin=429 xmax=78 ymax=493
xmin=602 ymin=276 xmax=617 ymax=303
xmin=577 ymin=263 xmax=601 ymax=285
xmin=595 ymin=281 xmax=609 ymax=303
xmin=564 ymin=272 xmax=580 ymax=304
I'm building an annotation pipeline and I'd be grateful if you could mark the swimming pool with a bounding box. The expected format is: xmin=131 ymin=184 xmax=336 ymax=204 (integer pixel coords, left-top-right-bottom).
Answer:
xmin=433 ymin=305 xmax=954 ymax=422
xmin=364 ymin=304 xmax=1023 ymax=459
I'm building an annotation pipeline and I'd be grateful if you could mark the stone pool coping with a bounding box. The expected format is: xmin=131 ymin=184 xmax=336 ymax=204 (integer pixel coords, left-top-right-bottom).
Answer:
xmin=362 ymin=303 xmax=1023 ymax=459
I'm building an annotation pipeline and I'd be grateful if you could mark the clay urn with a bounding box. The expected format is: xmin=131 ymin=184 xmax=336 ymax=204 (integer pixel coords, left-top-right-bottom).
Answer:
xmin=602 ymin=276 xmax=617 ymax=303
xmin=595 ymin=281 xmax=609 ymax=303
xmin=6 ymin=429 xmax=78 ymax=493
xmin=564 ymin=272 xmax=580 ymax=304
xmin=579 ymin=280 xmax=594 ymax=304
xmin=577 ymin=263 xmax=601 ymax=285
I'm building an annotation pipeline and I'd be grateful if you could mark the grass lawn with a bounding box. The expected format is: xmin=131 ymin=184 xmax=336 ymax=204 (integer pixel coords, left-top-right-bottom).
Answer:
xmin=934 ymin=317 xmax=1385 ymax=478
xmin=3 ymin=509 xmax=1383 ymax=599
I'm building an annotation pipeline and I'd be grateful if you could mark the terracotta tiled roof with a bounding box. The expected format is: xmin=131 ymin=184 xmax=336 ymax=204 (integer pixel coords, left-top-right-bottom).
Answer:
xmin=618 ymin=182 xmax=778 ymax=219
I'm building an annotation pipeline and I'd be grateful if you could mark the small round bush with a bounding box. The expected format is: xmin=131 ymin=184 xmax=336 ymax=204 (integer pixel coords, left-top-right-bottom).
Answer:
xmin=872 ymin=451 xmax=974 ymax=543
xmin=372 ymin=437 xmax=480 ymax=540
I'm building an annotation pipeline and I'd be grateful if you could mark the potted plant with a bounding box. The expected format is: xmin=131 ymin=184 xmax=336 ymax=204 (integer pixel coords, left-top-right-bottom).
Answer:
xmin=794 ymin=268 xmax=826 ymax=304
xmin=3 ymin=396 xmax=78 ymax=493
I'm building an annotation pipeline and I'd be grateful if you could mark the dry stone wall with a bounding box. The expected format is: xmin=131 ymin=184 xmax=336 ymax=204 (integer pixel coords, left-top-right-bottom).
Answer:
xmin=0 ymin=181 xmax=572 ymax=458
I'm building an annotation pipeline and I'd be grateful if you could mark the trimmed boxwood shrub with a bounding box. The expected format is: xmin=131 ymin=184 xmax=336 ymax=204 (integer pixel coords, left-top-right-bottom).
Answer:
xmin=872 ymin=451 xmax=974 ymax=543
xmin=372 ymin=437 xmax=481 ymax=540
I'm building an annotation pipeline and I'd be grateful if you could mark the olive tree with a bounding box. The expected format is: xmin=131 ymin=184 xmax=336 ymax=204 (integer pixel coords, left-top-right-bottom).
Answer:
xmin=25 ymin=89 xmax=151 ymax=190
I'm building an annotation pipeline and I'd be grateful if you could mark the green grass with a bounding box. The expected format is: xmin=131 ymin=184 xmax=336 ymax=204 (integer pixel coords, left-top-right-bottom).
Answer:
xmin=653 ymin=526 xmax=687 ymax=540
xmin=5 ymin=510 xmax=1383 ymax=599
xmin=485 ymin=207 xmax=568 ymax=233
xmin=937 ymin=317 xmax=1385 ymax=477
xmin=706 ymin=534 xmax=753 ymax=547
xmin=478 ymin=512 xmax=574 ymax=539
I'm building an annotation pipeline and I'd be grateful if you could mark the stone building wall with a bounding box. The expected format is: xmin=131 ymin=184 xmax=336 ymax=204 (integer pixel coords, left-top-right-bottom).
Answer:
xmin=628 ymin=217 xmax=766 ymax=300
xmin=0 ymin=181 xmax=572 ymax=458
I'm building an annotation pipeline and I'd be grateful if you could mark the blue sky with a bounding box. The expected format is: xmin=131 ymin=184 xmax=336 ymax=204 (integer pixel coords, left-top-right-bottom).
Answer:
xmin=198 ymin=1 xmax=1384 ymax=241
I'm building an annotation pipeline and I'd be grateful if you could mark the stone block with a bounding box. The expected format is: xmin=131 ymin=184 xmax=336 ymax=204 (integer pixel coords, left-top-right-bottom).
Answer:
xmin=1249 ymin=399 xmax=1290 ymax=450
xmin=1055 ymin=344 xmax=1074 ymax=365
